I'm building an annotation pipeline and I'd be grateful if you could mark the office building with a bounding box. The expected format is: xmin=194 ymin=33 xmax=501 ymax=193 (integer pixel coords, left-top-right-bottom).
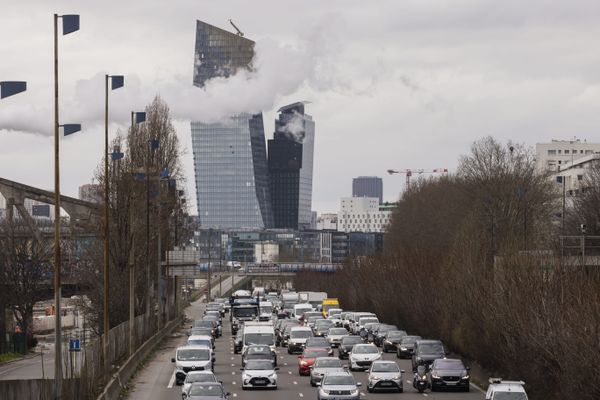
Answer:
xmin=338 ymin=197 xmax=394 ymax=233
xmin=353 ymin=176 xmax=383 ymax=204
xmin=191 ymin=20 xmax=273 ymax=228
xmin=317 ymin=213 xmax=338 ymax=230
xmin=268 ymin=102 xmax=315 ymax=230
xmin=535 ymin=139 xmax=600 ymax=172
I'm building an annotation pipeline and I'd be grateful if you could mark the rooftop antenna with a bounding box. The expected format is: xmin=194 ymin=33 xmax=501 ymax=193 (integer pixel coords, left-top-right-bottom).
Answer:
xmin=228 ymin=19 xmax=244 ymax=37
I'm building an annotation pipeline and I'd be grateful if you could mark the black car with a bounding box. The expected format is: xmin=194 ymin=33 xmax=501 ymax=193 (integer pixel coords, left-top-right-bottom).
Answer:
xmin=381 ymin=330 xmax=407 ymax=353
xmin=412 ymin=340 xmax=447 ymax=371
xmin=338 ymin=336 xmax=364 ymax=360
xmin=186 ymin=382 xmax=230 ymax=399
xmin=428 ymin=358 xmax=470 ymax=392
xmin=305 ymin=337 xmax=333 ymax=356
xmin=188 ymin=327 xmax=213 ymax=337
xmin=242 ymin=345 xmax=277 ymax=367
xmin=276 ymin=320 xmax=300 ymax=346
xmin=193 ymin=320 xmax=217 ymax=338
xmin=372 ymin=325 xmax=398 ymax=346
xmin=233 ymin=331 xmax=244 ymax=354
xmin=396 ymin=335 xmax=422 ymax=359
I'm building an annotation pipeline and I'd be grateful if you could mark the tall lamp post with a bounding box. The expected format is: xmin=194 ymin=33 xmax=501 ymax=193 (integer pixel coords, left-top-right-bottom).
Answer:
xmin=103 ymin=73 xmax=124 ymax=369
xmin=53 ymin=13 xmax=80 ymax=400
xmin=0 ymin=81 xmax=27 ymax=99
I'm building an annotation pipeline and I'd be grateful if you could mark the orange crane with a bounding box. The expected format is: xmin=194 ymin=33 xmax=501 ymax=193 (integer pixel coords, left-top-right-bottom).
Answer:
xmin=228 ymin=19 xmax=244 ymax=37
xmin=387 ymin=168 xmax=448 ymax=192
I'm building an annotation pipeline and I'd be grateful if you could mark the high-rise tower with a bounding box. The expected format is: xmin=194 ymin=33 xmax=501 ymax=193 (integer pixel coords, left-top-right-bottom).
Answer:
xmin=268 ymin=102 xmax=315 ymax=230
xmin=191 ymin=20 xmax=273 ymax=228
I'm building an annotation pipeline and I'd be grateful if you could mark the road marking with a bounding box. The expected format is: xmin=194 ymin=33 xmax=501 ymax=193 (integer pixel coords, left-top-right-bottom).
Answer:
xmin=288 ymin=371 xmax=292 ymax=375
xmin=232 ymin=394 xmax=237 ymax=398
xmin=407 ymin=380 xmax=412 ymax=384
xmin=299 ymin=393 xmax=304 ymax=397
xmin=231 ymin=363 xmax=235 ymax=366
xmin=293 ymin=381 xmax=298 ymax=385
xmin=284 ymin=362 xmax=288 ymax=366
xmin=471 ymin=383 xmax=487 ymax=394
xmin=423 ymin=393 xmax=428 ymax=397
xmin=167 ymin=370 xmax=176 ymax=388
xmin=231 ymin=357 xmax=235 ymax=360
xmin=232 ymin=371 xmax=236 ymax=375
xmin=232 ymin=381 xmax=236 ymax=385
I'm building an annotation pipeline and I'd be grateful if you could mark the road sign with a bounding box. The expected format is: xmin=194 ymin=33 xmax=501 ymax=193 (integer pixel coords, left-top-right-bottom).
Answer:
xmin=69 ymin=338 xmax=81 ymax=352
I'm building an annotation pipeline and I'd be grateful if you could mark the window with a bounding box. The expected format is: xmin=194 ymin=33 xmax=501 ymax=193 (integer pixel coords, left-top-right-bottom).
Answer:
xmin=547 ymin=150 xmax=556 ymax=155
xmin=565 ymin=150 xmax=570 ymax=154
xmin=558 ymin=150 xmax=562 ymax=154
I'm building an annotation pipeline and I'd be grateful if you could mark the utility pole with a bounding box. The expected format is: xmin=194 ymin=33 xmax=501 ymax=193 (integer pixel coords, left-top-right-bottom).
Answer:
xmin=207 ymin=228 xmax=212 ymax=302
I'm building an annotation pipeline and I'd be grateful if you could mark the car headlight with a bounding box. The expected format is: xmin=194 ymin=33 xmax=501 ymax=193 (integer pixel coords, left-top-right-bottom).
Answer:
xmin=431 ymin=373 xmax=440 ymax=379
xmin=242 ymin=373 xmax=249 ymax=380
xmin=393 ymin=375 xmax=401 ymax=380
xmin=421 ymin=374 xmax=427 ymax=380
xmin=351 ymin=388 xmax=359 ymax=395
xmin=322 ymin=389 xmax=330 ymax=395
xmin=268 ymin=373 xmax=276 ymax=378
xmin=400 ymin=347 xmax=407 ymax=351
xmin=461 ymin=375 xmax=470 ymax=380
xmin=371 ymin=376 xmax=380 ymax=381
xmin=300 ymin=361 xmax=308 ymax=366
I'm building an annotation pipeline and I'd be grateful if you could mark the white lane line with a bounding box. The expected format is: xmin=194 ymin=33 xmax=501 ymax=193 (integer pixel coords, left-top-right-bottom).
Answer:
xmin=232 ymin=381 xmax=236 ymax=385
xmin=284 ymin=362 xmax=288 ymax=366
xmin=232 ymin=371 xmax=236 ymax=375
xmin=231 ymin=357 xmax=235 ymax=360
xmin=167 ymin=370 xmax=176 ymax=388
xmin=231 ymin=363 xmax=235 ymax=367
xmin=232 ymin=394 xmax=237 ymax=397
xmin=299 ymin=393 xmax=304 ymax=397
xmin=423 ymin=393 xmax=428 ymax=397
xmin=288 ymin=371 xmax=292 ymax=375
xmin=407 ymin=380 xmax=412 ymax=384
xmin=293 ymin=381 xmax=298 ymax=385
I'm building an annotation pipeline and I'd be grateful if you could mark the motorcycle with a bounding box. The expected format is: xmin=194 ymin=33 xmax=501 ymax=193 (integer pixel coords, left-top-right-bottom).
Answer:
xmin=413 ymin=365 xmax=430 ymax=393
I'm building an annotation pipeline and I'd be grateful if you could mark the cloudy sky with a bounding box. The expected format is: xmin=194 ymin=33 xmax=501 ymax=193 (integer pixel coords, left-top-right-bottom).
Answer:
xmin=2 ymin=1 xmax=600 ymax=214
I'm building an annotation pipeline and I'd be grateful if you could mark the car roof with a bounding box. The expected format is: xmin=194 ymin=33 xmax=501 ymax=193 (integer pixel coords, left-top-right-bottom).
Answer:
xmin=490 ymin=382 xmax=527 ymax=393
xmin=314 ymin=357 xmax=340 ymax=362
xmin=372 ymin=360 xmax=397 ymax=364
xmin=416 ymin=339 xmax=443 ymax=344
xmin=188 ymin=335 xmax=212 ymax=340
xmin=354 ymin=343 xmax=377 ymax=347
xmin=187 ymin=370 xmax=216 ymax=376
xmin=178 ymin=345 xmax=212 ymax=350
xmin=291 ymin=326 xmax=312 ymax=331
xmin=190 ymin=381 xmax=223 ymax=387
xmin=304 ymin=347 xmax=330 ymax=353
xmin=323 ymin=371 xmax=352 ymax=377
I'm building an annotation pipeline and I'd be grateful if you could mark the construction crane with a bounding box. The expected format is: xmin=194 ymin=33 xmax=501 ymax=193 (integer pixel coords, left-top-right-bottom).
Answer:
xmin=228 ymin=19 xmax=244 ymax=37
xmin=387 ymin=168 xmax=448 ymax=192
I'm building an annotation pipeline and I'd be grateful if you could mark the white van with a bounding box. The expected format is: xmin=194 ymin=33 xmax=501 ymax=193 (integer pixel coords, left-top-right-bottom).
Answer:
xmin=259 ymin=301 xmax=274 ymax=321
xmin=293 ymin=303 xmax=313 ymax=320
xmin=242 ymin=322 xmax=275 ymax=354
xmin=172 ymin=345 xmax=214 ymax=385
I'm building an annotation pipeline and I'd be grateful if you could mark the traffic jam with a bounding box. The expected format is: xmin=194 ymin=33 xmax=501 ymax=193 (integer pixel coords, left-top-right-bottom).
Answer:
xmin=172 ymin=289 xmax=528 ymax=399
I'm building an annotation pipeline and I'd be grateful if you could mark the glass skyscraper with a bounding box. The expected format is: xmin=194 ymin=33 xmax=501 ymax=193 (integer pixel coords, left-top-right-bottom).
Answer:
xmin=191 ymin=20 xmax=273 ymax=228
xmin=268 ymin=102 xmax=315 ymax=230
xmin=352 ymin=176 xmax=383 ymax=204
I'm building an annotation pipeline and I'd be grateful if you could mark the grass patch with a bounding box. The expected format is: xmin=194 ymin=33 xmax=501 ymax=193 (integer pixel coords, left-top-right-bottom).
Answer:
xmin=0 ymin=352 xmax=23 ymax=363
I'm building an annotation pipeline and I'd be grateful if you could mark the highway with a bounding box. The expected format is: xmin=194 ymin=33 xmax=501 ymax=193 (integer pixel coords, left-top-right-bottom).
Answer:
xmin=126 ymin=299 xmax=487 ymax=400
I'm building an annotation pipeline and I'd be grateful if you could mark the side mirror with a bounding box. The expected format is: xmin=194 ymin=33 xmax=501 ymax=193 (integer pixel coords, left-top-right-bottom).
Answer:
xmin=275 ymin=367 xmax=280 ymax=370
xmin=240 ymin=368 xmax=244 ymax=371
xmin=315 ymin=382 xmax=321 ymax=387
xmin=466 ymin=366 xmax=471 ymax=371
xmin=401 ymin=369 xmax=405 ymax=373
xmin=356 ymin=382 xmax=362 ymax=387
xmin=212 ymin=357 xmax=216 ymax=362
xmin=225 ymin=393 xmax=231 ymax=397
xmin=171 ymin=358 xmax=175 ymax=363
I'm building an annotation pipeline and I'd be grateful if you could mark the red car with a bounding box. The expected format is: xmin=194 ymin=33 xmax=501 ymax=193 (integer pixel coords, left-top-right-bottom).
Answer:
xmin=298 ymin=348 xmax=330 ymax=375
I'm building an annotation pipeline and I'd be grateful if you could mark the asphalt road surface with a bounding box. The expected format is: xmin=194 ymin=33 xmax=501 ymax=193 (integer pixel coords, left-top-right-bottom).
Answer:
xmin=126 ymin=299 xmax=487 ymax=400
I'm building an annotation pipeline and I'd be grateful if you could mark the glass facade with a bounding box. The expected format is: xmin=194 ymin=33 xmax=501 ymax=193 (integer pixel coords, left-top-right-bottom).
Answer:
xmin=352 ymin=176 xmax=383 ymax=204
xmin=191 ymin=114 xmax=273 ymax=229
xmin=268 ymin=103 xmax=315 ymax=230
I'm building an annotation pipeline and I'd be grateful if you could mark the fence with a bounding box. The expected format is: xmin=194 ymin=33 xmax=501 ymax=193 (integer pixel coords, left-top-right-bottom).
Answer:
xmin=0 ymin=332 xmax=26 ymax=355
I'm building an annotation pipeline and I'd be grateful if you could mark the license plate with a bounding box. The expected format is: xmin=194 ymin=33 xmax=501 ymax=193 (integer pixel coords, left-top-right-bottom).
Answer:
xmin=381 ymin=382 xmax=393 ymax=386
xmin=254 ymin=379 xmax=266 ymax=385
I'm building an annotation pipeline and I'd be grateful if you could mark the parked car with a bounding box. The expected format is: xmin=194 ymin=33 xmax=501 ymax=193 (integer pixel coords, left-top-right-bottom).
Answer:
xmin=326 ymin=327 xmax=349 ymax=348
xmin=428 ymin=358 xmax=470 ymax=392
xmin=367 ymin=360 xmax=404 ymax=393
xmin=396 ymin=335 xmax=422 ymax=359
xmin=181 ymin=371 xmax=218 ymax=398
xmin=298 ymin=348 xmax=330 ymax=375
xmin=381 ymin=330 xmax=407 ymax=353
xmin=486 ymin=378 xmax=528 ymax=400
xmin=338 ymin=336 xmax=364 ymax=360
xmin=183 ymin=382 xmax=229 ymax=399
xmin=412 ymin=340 xmax=447 ymax=371
xmin=242 ymin=345 xmax=277 ymax=367
xmin=348 ymin=343 xmax=381 ymax=371
xmin=316 ymin=371 xmax=361 ymax=400
xmin=310 ymin=357 xmax=346 ymax=387
xmin=241 ymin=359 xmax=278 ymax=390
xmin=305 ymin=336 xmax=334 ymax=356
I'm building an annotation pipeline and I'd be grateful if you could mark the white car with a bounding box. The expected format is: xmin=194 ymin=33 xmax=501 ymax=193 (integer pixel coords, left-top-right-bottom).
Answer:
xmin=367 ymin=360 xmax=404 ymax=393
xmin=486 ymin=378 xmax=528 ymax=400
xmin=241 ymin=359 xmax=278 ymax=390
xmin=181 ymin=370 xmax=217 ymax=397
xmin=310 ymin=357 xmax=346 ymax=387
xmin=172 ymin=345 xmax=214 ymax=385
xmin=349 ymin=343 xmax=381 ymax=371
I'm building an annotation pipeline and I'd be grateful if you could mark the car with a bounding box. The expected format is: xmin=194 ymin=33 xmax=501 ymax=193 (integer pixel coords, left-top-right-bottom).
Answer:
xmin=181 ymin=371 xmax=218 ymax=398
xmin=287 ymin=326 xmax=313 ymax=354
xmin=188 ymin=327 xmax=213 ymax=337
xmin=356 ymin=316 xmax=379 ymax=336
xmin=202 ymin=316 xmax=222 ymax=337
xmin=300 ymin=310 xmax=322 ymax=323
xmin=316 ymin=371 xmax=361 ymax=400
xmin=350 ymin=312 xmax=375 ymax=333
xmin=242 ymin=345 xmax=277 ymax=367
xmin=326 ymin=327 xmax=349 ymax=347
xmin=172 ymin=345 xmax=215 ymax=385
xmin=381 ymin=330 xmax=407 ymax=352
xmin=305 ymin=337 xmax=334 ymax=356
xmin=396 ymin=335 xmax=422 ymax=359
xmin=306 ymin=315 xmax=325 ymax=329
xmin=338 ymin=335 xmax=364 ymax=360
xmin=314 ymin=319 xmax=335 ymax=337
xmin=412 ymin=340 xmax=447 ymax=371
xmin=233 ymin=330 xmax=244 ymax=354
xmin=204 ymin=309 xmax=222 ymax=322
xmin=193 ymin=320 xmax=217 ymax=338
xmin=298 ymin=348 xmax=330 ymax=375
xmin=241 ymin=359 xmax=278 ymax=390
xmin=328 ymin=313 xmax=343 ymax=327
xmin=360 ymin=322 xmax=380 ymax=341
xmin=187 ymin=334 xmax=215 ymax=350
xmin=486 ymin=378 xmax=528 ymax=400
xmin=428 ymin=358 xmax=470 ymax=392
xmin=310 ymin=357 xmax=346 ymax=387
xmin=372 ymin=324 xmax=399 ymax=346
xmin=367 ymin=360 xmax=404 ymax=393
xmin=278 ymin=320 xmax=301 ymax=347
xmin=183 ymin=382 xmax=230 ymax=399
xmin=348 ymin=343 xmax=381 ymax=371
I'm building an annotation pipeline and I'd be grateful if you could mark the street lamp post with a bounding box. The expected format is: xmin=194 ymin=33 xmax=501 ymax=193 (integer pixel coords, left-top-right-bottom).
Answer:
xmin=102 ymin=73 xmax=124 ymax=370
xmin=53 ymin=13 xmax=80 ymax=400
xmin=0 ymin=81 xmax=27 ymax=99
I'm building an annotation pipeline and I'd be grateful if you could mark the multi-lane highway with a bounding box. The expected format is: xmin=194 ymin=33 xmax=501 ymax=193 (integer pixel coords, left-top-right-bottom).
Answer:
xmin=126 ymin=298 xmax=487 ymax=400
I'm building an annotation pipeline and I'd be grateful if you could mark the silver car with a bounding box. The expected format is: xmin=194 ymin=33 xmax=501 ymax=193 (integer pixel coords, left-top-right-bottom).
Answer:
xmin=367 ymin=360 xmax=404 ymax=393
xmin=326 ymin=328 xmax=348 ymax=348
xmin=310 ymin=357 xmax=346 ymax=387
xmin=317 ymin=371 xmax=361 ymax=400
xmin=181 ymin=371 xmax=218 ymax=398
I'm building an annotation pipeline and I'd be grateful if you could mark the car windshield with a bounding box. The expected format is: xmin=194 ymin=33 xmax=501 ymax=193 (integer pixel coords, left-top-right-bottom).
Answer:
xmin=188 ymin=384 xmax=223 ymax=396
xmin=401 ymin=336 xmax=421 ymax=344
xmin=195 ymin=321 xmax=212 ymax=328
xmin=316 ymin=320 xmax=333 ymax=327
xmin=372 ymin=363 xmax=400 ymax=372
xmin=387 ymin=331 xmax=405 ymax=339
xmin=329 ymin=328 xmax=347 ymax=335
xmin=303 ymin=350 xmax=329 ymax=358
xmin=234 ymin=307 xmax=258 ymax=317
xmin=420 ymin=343 xmax=445 ymax=354
xmin=247 ymin=346 xmax=270 ymax=355
xmin=191 ymin=329 xmax=212 ymax=336
xmin=493 ymin=394 xmax=528 ymax=400
xmin=178 ymin=349 xmax=210 ymax=361
xmin=360 ymin=318 xmax=378 ymax=325
xmin=315 ymin=359 xmax=343 ymax=368
xmin=323 ymin=375 xmax=355 ymax=386
xmin=435 ymin=359 xmax=465 ymax=369
xmin=245 ymin=333 xmax=274 ymax=345
xmin=308 ymin=316 xmax=324 ymax=323
xmin=353 ymin=346 xmax=378 ymax=354
xmin=306 ymin=338 xmax=329 ymax=347
xmin=291 ymin=330 xmax=312 ymax=339
xmin=186 ymin=373 xmax=217 ymax=383
xmin=296 ymin=307 xmax=312 ymax=315
xmin=260 ymin=306 xmax=272 ymax=314
xmin=188 ymin=340 xmax=211 ymax=347
xmin=342 ymin=337 xmax=363 ymax=345
xmin=245 ymin=360 xmax=273 ymax=370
